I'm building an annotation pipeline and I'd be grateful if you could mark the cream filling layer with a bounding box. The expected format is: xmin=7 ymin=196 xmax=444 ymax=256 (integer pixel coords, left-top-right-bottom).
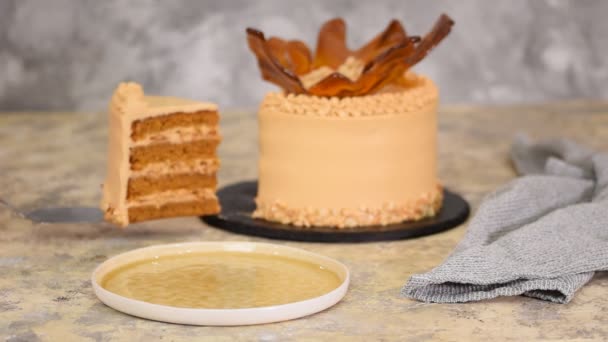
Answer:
xmin=127 ymin=188 xmax=217 ymax=208
xmin=130 ymin=158 xmax=220 ymax=177
xmin=131 ymin=125 xmax=219 ymax=147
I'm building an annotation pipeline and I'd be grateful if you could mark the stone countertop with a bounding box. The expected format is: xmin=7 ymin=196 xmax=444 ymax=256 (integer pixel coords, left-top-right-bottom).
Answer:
xmin=1 ymin=103 xmax=608 ymax=341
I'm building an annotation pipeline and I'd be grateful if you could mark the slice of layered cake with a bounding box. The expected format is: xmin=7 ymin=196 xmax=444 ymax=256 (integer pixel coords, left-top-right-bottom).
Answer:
xmin=101 ymin=82 xmax=221 ymax=227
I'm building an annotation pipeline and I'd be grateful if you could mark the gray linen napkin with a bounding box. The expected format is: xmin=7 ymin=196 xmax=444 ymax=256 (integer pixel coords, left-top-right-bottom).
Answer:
xmin=401 ymin=135 xmax=608 ymax=303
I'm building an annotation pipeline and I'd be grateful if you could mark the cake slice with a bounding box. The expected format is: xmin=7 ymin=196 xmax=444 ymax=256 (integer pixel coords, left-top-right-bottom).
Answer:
xmin=101 ymin=82 xmax=221 ymax=226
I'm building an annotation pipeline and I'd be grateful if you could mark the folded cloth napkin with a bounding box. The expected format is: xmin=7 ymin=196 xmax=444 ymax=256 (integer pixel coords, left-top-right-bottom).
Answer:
xmin=401 ymin=135 xmax=608 ymax=303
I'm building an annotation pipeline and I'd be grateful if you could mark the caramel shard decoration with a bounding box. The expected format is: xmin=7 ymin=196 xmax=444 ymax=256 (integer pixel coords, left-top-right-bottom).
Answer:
xmin=406 ymin=14 xmax=454 ymax=66
xmin=246 ymin=14 xmax=454 ymax=97
xmin=286 ymin=40 xmax=313 ymax=75
xmin=313 ymin=18 xmax=349 ymax=70
xmin=246 ymin=28 xmax=306 ymax=94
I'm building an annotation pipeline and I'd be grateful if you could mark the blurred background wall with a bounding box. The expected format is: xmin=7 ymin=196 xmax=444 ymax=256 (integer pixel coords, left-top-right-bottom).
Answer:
xmin=0 ymin=0 xmax=607 ymax=111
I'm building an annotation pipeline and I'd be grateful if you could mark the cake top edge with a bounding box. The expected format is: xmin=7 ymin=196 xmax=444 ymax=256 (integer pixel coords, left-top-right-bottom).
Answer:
xmin=110 ymin=82 xmax=218 ymax=117
xmin=260 ymin=73 xmax=438 ymax=118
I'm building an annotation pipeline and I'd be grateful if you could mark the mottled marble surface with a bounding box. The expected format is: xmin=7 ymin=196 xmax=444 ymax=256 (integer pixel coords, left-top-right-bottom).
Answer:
xmin=1 ymin=104 xmax=608 ymax=341
xmin=1 ymin=0 xmax=608 ymax=111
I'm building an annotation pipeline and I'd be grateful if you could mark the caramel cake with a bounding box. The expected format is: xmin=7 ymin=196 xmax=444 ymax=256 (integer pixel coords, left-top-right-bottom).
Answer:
xmin=101 ymin=83 xmax=221 ymax=227
xmin=246 ymin=15 xmax=454 ymax=228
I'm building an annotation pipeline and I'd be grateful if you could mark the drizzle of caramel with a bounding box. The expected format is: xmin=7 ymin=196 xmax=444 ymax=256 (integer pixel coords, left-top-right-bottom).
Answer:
xmin=246 ymin=14 xmax=454 ymax=97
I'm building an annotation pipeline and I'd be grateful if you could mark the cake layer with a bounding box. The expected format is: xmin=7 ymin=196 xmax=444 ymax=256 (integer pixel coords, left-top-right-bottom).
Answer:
xmin=128 ymin=199 xmax=220 ymax=224
xmin=130 ymin=139 xmax=220 ymax=170
xmin=127 ymin=173 xmax=217 ymax=199
xmin=131 ymin=110 xmax=219 ymax=141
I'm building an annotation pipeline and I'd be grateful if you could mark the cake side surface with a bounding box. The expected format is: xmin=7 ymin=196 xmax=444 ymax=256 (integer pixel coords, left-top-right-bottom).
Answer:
xmin=101 ymin=83 xmax=144 ymax=226
xmin=254 ymin=74 xmax=442 ymax=228
xmin=101 ymin=82 xmax=221 ymax=227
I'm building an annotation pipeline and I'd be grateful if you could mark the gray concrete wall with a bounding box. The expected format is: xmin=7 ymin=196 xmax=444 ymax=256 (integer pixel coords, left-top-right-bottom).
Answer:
xmin=1 ymin=0 xmax=607 ymax=111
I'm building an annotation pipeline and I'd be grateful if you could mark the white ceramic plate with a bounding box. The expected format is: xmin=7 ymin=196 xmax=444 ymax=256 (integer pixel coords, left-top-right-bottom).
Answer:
xmin=92 ymin=241 xmax=350 ymax=326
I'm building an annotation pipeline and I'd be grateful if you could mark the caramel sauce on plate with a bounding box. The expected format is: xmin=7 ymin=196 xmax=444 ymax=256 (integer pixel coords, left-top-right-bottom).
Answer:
xmin=101 ymin=252 xmax=342 ymax=309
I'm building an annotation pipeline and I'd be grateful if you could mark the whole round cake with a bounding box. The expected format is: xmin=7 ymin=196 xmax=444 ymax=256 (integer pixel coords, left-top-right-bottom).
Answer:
xmin=246 ymin=15 xmax=454 ymax=228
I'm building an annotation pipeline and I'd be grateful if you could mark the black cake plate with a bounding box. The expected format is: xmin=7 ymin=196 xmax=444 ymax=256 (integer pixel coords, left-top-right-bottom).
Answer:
xmin=201 ymin=181 xmax=470 ymax=243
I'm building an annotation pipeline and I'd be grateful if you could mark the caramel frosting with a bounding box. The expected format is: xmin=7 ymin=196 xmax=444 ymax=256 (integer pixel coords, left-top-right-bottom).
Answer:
xmin=300 ymin=57 xmax=366 ymax=89
xmin=110 ymin=83 xmax=217 ymax=119
xmin=260 ymin=73 xmax=437 ymax=118
xmin=255 ymin=74 xmax=441 ymax=228
xmin=101 ymin=82 xmax=219 ymax=227
xmin=336 ymin=56 xmax=366 ymax=81
xmin=127 ymin=188 xmax=217 ymax=208
xmin=299 ymin=66 xmax=334 ymax=90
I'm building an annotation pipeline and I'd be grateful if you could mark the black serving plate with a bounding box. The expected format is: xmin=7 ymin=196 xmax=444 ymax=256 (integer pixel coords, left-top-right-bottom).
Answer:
xmin=201 ymin=181 xmax=469 ymax=243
